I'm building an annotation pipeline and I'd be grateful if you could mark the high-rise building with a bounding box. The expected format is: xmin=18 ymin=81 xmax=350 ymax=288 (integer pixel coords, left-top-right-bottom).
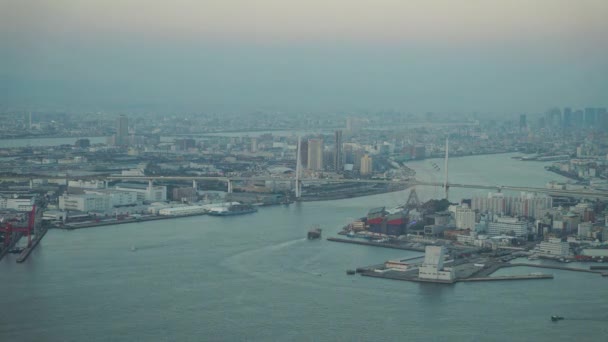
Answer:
xmin=115 ymin=115 xmax=129 ymax=146
xmin=360 ymin=154 xmax=373 ymax=176
xmin=562 ymin=107 xmax=572 ymax=128
xmin=597 ymin=107 xmax=608 ymax=130
xmin=519 ymin=114 xmax=527 ymax=131
xmin=307 ymin=139 xmax=323 ymax=171
xmin=584 ymin=108 xmax=597 ymax=127
xmin=334 ymin=130 xmax=343 ymax=172
xmin=455 ymin=205 xmax=475 ymax=230
xmin=472 ymin=192 xmax=551 ymax=220
xmin=299 ymin=140 xmax=308 ymax=169
xmin=573 ymin=110 xmax=584 ymax=128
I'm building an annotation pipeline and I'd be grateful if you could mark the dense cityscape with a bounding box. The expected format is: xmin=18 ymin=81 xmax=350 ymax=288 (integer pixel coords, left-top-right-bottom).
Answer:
xmin=2 ymin=1 xmax=608 ymax=341
xmin=1 ymin=108 xmax=607 ymax=266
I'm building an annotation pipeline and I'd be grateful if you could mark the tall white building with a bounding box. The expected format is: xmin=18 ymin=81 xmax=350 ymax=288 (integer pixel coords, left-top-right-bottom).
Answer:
xmin=455 ymin=205 xmax=475 ymax=230
xmin=578 ymin=222 xmax=593 ymax=239
xmin=307 ymin=139 xmax=324 ymax=171
xmin=418 ymin=246 xmax=454 ymax=281
xmin=360 ymin=154 xmax=373 ymax=175
xmin=472 ymin=192 xmax=552 ymax=219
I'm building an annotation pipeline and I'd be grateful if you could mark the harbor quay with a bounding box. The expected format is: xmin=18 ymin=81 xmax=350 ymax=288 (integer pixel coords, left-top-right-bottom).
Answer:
xmin=338 ymin=237 xmax=608 ymax=284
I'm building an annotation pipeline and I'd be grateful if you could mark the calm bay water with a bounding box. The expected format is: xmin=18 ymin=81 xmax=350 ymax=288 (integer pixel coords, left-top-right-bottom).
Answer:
xmin=1 ymin=154 xmax=606 ymax=341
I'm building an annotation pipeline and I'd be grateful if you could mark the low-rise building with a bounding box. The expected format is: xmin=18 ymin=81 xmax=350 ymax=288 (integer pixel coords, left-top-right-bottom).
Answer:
xmin=534 ymin=237 xmax=571 ymax=257
xmin=488 ymin=216 xmax=532 ymax=237
xmin=114 ymin=182 xmax=167 ymax=202
xmin=0 ymin=196 xmax=35 ymax=212
xmin=59 ymin=193 xmax=110 ymax=212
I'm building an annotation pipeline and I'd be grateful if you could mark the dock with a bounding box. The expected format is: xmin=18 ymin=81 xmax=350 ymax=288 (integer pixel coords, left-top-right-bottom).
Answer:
xmin=16 ymin=227 xmax=47 ymax=263
xmin=460 ymin=274 xmax=554 ymax=282
xmin=326 ymin=237 xmax=425 ymax=252
xmin=589 ymin=265 xmax=608 ymax=270
xmin=508 ymin=263 xmax=605 ymax=274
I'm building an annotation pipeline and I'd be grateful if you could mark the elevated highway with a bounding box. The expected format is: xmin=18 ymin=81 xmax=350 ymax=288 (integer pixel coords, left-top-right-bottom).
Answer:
xmin=2 ymin=174 xmax=606 ymax=200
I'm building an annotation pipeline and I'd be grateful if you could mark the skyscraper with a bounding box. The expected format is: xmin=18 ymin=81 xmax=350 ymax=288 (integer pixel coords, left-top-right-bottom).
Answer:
xmin=584 ymin=108 xmax=596 ymax=127
xmin=334 ymin=130 xmax=343 ymax=172
xmin=519 ymin=114 xmax=527 ymax=131
xmin=115 ymin=115 xmax=129 ymax=146
xmin=597 ymin=107 xmax=608 ymax=130
xmin=307 ymin=139 xmax=323 ymax=171
xmin=360 ymin=154 xmax=372 ymax=175
xmin=562 ymin=107 xmax=572 ymax=128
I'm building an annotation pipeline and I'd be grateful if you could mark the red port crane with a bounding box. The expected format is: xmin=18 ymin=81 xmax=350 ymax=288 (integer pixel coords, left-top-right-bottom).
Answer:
xmin=0 ymin=205 xmax=36 ymax=248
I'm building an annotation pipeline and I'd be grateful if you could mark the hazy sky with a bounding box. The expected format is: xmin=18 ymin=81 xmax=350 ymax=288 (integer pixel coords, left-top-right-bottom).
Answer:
xmin=1 ymin=0 xmax=607 ymax=114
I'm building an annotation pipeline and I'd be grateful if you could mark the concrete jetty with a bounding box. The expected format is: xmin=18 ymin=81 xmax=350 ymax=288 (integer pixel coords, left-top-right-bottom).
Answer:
xmin=460 ymin=274 xmax=554 ymax=282
xmin=589 ymin=265 xmax=608 ymax=270
xmin=16 ymin=228 xmax=47 ymax=263
xmin=327 ymin=237 xmax=425 ymax=252
xmin=508 ymin=263 xmax=604 ymax=274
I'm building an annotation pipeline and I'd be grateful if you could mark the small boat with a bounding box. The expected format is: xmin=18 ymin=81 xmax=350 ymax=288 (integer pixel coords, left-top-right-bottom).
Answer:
xmin=307 ymin=226 xmax=322 ymax=240
xmin=130 ymin=245 xmax=137 ymax=252
xmin=346 ymin=269 xmax=356 ymax=275
xmin=551 ymin=315 xmax=564 ymax=322
xmin=8 ymin=247 xmax=24 ymax=254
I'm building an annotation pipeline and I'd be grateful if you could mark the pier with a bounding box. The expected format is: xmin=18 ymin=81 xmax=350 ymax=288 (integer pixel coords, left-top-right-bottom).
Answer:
xmin=589 ymin=265 xmax=608 ymax=270
xmin=16 ymin=228 xmax=47 ymax=263
xmin=460 ymin=274 xmax=554 ymax=282
xmin=326 ymin=237 xmax=425 ymax=252
xmin=507 ymin=263 xmax=605 ymax=274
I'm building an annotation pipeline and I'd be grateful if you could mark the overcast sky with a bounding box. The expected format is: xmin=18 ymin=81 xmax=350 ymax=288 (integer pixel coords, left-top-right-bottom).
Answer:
xmin=1 ymin=0 xmax=607 ymax=115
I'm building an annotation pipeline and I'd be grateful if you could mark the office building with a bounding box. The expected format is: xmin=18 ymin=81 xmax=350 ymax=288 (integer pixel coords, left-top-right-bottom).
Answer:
xmin=487 ymin=216 xmax=532 ymax=237
xmin=59 ymin=193 xmax=110 ymax=212
xmin=114 ymin=182 xmax=167 ymax=202
xmin=584 ymin=108 xmax=596 ymax=127
xmin=472 ymin=192 xmax=551 ymax=219
xmin=334 ymin=130 xmax=343 ymax=172
xmin=455 ymin=205 xmax=475 ymax=230
xmin=534 ymin=237 xmax=571 ymax=257
xmin=307 ymin=139 xmax=323 ymax=171
xmin=562 ymin=107 xmax=572 ymax=128
xmin=519 ymin=114 xmax=527 ymax=131
xmin=360 ymin=154 xmax=373 ymax=175
xmin=115 ymin=115 xmax=129 ymax=146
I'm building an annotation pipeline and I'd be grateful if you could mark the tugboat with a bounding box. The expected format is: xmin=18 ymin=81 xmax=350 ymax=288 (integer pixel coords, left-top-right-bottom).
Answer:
xmin=551 ymin=315 xmax=564 ymax=322
xmin=307 ymin=225 xmax=322 ymax=240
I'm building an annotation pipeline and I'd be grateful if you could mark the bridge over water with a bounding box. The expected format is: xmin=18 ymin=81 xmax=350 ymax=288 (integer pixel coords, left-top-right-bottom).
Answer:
xmin=2 ymin=174 xmax=606 ymax=200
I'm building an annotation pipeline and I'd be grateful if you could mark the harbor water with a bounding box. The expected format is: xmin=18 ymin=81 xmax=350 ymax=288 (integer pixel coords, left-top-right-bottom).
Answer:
xmin=1 ymin=154 xmax=607 ymax=341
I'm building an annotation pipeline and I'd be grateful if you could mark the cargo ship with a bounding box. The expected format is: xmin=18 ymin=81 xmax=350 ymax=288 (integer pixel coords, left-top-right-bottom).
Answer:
xmin=208 ymin=203 xmax=257 ymax=216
